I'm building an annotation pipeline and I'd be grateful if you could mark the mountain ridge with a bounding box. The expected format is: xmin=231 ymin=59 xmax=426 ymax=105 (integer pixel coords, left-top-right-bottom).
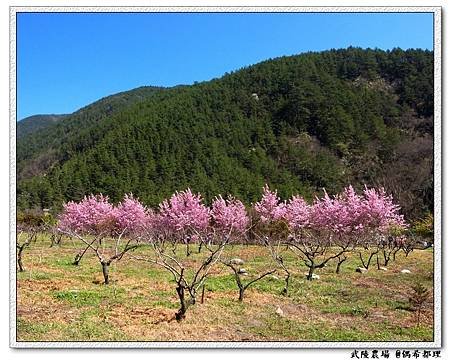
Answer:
xmin=17 ymin=47 xmax=433 ymax=220
xmin=17 ymin=114 xmax=69 ymax=139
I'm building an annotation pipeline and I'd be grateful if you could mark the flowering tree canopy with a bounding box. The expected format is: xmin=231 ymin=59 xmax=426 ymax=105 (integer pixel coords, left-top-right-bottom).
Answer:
xmin=285 ymin=196 xmax=310 ymax=230
xmin=211 ymin=195 xmax=249 ymax=235
xmin=58 ymin=194 xmax=115 ymax=234
xmin=254 ymin=185 xmax=287 ymax=223
xmin=114 ymin=194 xmax=149 ymax=236
xmin=158 ymin=188 xmax=211 ymax=234
xmin=362 ymin=186 xmax=407 ymax=232
xmin=283 ymin=185 xmax=407 ymax=239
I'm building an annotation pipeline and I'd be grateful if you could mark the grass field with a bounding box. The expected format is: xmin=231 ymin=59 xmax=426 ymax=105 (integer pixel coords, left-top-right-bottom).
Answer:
xmin=16 ymin=233 xmax=434 ymax=342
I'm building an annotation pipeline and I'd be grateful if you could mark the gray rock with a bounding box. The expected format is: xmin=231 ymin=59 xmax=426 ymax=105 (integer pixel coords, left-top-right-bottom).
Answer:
xmin=379 ymin=267 xmax=388 ymax=271
xmin=230 ymin=258 xmax=245 ymax=265
xmin=275 ymin=306 xmax=284 ymax=317
xmin=401 ymin=269 xmax=411 ymax=274
xmin=238 ymin=268 xmax=248 ymax=275
xmin=356 ymin=267 xmax=368 ymax=273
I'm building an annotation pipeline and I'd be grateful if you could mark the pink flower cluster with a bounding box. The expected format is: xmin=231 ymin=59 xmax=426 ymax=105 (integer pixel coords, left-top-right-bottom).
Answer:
xmin=58 ymin=194 xmax=115 ymax=234
xmin=254 ymin=185 xmax=287 ymax=223
xmin=253 ymin=184 xmax=407 ymax=237
xmin=211 ymin=195 xmax=249 ymax=234
xmin=58 ymin=194 xmax=148 ymax=236
xmin=58 ymin=185 xmax=406 ymax=242
xmin=113 ymin=194 xmax=149 ymax=235
xmin=362 ymin=186 xmax=407 ymax=231
xmin=158 ymin=189 xmax=211 ymax=233
xmin=58 ymin=189 xmax=252 ymax=238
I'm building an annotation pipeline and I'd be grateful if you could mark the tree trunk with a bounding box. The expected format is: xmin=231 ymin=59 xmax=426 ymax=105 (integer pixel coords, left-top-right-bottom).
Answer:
xmin=383 ymin=251 xmax=390 ymax=267
xmin=175 ymin=285 xmax=195 ymax=321
xmin=359 ymin=251 xmax=376 ymax=270
xmin=336 ymin=256 xmax=347 ymax=274
xmin=281 ymin=272 xmax=290 ymax=296
xmin=238 ymin=286 xmax=245 ymax=302
xmin=17 ymin=246 xmax=25 ymax=272
xmin=50 ymin=233 xmax=55 ymax=248
xmin=73 ymin=253 xmax=82 ymax=266
xmin=101 ymin=261 xmax=110 ymax=285
xmin=306 ymin=264 xmax=315 ymax=281
xmin=186 ymin=243 xmax=191 ymax=257
xmin=393 ymin=248 xmax=398 ymax=262
xmin=175 ymin=285 xmax=186 ymax=320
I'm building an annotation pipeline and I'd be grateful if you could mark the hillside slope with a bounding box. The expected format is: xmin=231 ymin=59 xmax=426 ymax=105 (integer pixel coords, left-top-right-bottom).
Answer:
xmin=17 ymin=47 xmax=433 ymax=220
xmin=17 ymin=86 xmax=164 ymax=180
xmin=17 ymin=114 xmax=69 ymax=139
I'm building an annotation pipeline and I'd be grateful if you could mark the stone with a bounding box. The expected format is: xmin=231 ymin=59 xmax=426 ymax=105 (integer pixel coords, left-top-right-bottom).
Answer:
xmin=275 ymin=306 xmax=284 ymax=317
xmin=356 ymin=267 xmax=368 ymax=273
xmin=304 ymin=272 xmax=320 ymax=280
xmin=238 ymin=268 xmax=248 ymax=275
xmin=230 ymin=258 xmax=245 ymax=265
xmin=401 ymin=269 xmax=411 ymax=274
xmin=270 ymin=275 xmax=279 ymax=280
xmin=379 ymin=267 xmax=388 ymax=271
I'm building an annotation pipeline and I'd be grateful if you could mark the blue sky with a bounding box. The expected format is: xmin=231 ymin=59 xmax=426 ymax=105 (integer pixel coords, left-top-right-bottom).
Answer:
xmin=17 ymin=12 xmax=434 ymax=120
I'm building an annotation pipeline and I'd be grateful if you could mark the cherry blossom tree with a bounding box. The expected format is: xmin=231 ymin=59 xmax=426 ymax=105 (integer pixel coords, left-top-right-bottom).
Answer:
xmin=280 ymin=185 xmax=407 ymax=277
xmin=135 ymin=189 xmax=226 ymax=321
xmin=159 ymin=188 xmax=211 ymax=256
xmin=296 ymin=185 xmax=365 ymax=277
xmin=58 ymin=194 xmax=147 ymax=284
xmin=211 ymin=195 xmax=275 ymax=301
xmin=357 ymin=187 xmax=408 ymax=270
xmin=252 ymin=185 xmax=293 ymax=295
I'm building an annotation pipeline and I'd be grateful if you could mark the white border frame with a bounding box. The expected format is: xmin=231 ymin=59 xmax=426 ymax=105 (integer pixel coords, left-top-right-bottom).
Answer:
xmin=9 ymin=6 xmax=442 ymax=349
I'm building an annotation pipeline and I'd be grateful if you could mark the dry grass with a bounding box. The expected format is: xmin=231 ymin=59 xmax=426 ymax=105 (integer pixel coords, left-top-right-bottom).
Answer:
xmin=16 ymin=233 xmax=434 ymax=342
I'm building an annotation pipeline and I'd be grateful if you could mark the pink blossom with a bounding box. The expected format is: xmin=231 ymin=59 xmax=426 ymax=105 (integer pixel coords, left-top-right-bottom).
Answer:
xmin=362 ymin=186 xmax=407 ymax=232
xmin=211 ymin=195 xmax=249 ymax=234
xmin=158 ymin=188 xmax=211 ymax=233
xmin=285 ymin=195 xmax=310 ymax=230
xmin=254 ymin=185 xmax=287 ymax=223
xmin=113 ymin=194 xmax=148 ymax=235
xmin=58 ymin=194 xmax=115 ymax=234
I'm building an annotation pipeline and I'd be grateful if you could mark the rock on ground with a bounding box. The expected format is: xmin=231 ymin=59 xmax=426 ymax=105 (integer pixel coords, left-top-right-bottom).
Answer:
xmin=230 ymin=258 xmax=245 ymax=265
xmin=304 ymin=273 xmax=320 ymax=280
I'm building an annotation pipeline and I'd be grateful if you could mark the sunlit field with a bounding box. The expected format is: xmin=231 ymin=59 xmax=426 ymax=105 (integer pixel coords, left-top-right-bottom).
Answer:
xmin=16 ymin=233 xmax=434 ymax=342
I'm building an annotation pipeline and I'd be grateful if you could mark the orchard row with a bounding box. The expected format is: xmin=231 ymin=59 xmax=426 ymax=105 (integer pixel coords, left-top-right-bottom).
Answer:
xmin=18 ymin=185 xmax=419 ymax=320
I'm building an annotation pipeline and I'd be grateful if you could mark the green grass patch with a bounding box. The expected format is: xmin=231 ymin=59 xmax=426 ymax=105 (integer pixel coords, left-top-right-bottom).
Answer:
xmin=54 ymin=287 xmax=126 ymax=307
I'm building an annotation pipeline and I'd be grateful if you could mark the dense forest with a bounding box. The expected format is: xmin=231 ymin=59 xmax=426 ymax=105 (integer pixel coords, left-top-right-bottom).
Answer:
xmin=17 ymin=114 xmax=68 ymax=139
xmin=17 ymin=47 xmax=433 ymax=220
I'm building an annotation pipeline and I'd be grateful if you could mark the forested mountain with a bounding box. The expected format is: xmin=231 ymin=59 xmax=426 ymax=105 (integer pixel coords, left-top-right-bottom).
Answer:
xmin=17 ymin=114 xmax=68 ymax=139
xmin=17 ymin=86 xmax=163 ymax=180
xmin=17 ymin=47 xmax=433 ymax=220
